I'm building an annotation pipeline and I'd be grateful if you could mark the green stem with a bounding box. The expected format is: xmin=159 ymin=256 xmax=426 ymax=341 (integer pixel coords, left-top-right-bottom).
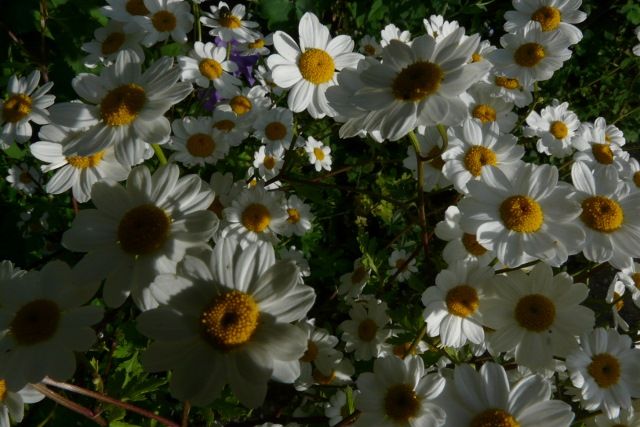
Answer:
xmin=192 ymin=1 xmax=202 ymax=42
xmin=152 ymin=144 xmax=168 ymax=165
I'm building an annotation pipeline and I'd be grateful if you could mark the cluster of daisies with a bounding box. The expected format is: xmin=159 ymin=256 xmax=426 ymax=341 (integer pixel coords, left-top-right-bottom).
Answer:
xmin=1 ymin=0 xmax=640 ymax=426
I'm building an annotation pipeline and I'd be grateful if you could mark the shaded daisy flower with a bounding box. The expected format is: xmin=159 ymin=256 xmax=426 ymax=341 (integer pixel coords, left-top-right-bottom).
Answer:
xmin=339 ymin=296 xmax=392 ymax=361
xmin=134 ymin=0 xmax=193 ymax=46
xmin=573 ymin=118 xmax=631 ymax=176
xmin=82 ymin=20 xmax=145 ymax=68
xmin=403 ymin=125 xmax=450 ymax=191
xmin=304 ymin=136 xmax=332 ymax=172
xmin=200 ymin=1 xmax=260 ymax=43
xmin=504 ymin=0 xmax=587 ymax=45
xmin=0 ymin=382 xmax=44 ymax=427
xmin=178 ymin=41 xmax=241 ymax=96
xmin=168 ymin=116 xmax=229 ymax=167
xmin=434 ymin=205 xmax=494 ymax=266
xmin=5 ymin=163 xmax=40 ymax=195
xmin=338 ymin=258 xmax=371 ymax=300
xmin=524 ymin=99 xmax=581 ymax=158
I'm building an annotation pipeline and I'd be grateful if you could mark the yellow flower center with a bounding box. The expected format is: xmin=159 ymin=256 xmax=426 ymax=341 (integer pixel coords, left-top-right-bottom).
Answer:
xmin=200 ymin=290 xmax=259 ymax=351
xmin=514 ymin=43 xmax=545 ymax=67
xmin=248 ymin=39 xmax=265 ymax=49
xmin=427 ymin=146 xmax=445 ymax=170
xmin=472 ymin=104 xmax=497 ymax=123
xmin=633 ymin=172 xmax=640 ymax=188
xmin=312 ymin=369 xmax=336 ymax=385
xmin=117 ymin=204 xmax=171 ymax=255
xmin=588 ymin=353 xmax=621 ymax=388
xmin=229 ymin=95 xmax=252 ymax=115
xmin=101 ymin=31 xmax=126 ymax=55
xmin=298 ymin=48 xmax=335 ymax=85
xmin=287 ymin=208 xmax=300 ymax=224
xmin=549 ymin=121 xmax=568 ymax=140
xmin=470 ymin=409 xmax=520 ymax=427
xmin=357 ymin=318 xmax=378 ymax=342
xmin=471 ymin=53 xmax=483 ymax=63
xmin=151 ymin=10 xmax=177 ymax=32
xmin=515 ymin=294 xmax=556 ymax=332
xmin=3 ymin=94 xmax=32 ymax=123
xmin=464 ymin=146 xmax=497 ymax=177
xmin=494 ymin=76 xmax=521 ymax=90
xmin=500 ymin=195 xmax=544 ymax=233
xmin=126 ymin=0 xmax=149 ymax=16
xmin=0 ymin=380 xmax=6 ymax=402
xmin=199 ymin=59 xmax=223 ymax=80
xmin=462 ymin=233 xmax=488 ymax=256
xmin=186 ymin=133 xmax=215 ymax=157
xmin=392 ymin=61 xmax=443 ymax=102
xmin=384 ymin=384 xmax=421 ymax=423
xmin=241 ymin=203 xmax=271 ymax=233
xmin=19 ymin=172 xmax=33 ymax=184
xmin=363 ymin=45 xmax=376 ymax=56
xmin=531 ymin=6 xmax=562 ymax=31
xmin=613 ymin=292 xmax=624 ymax=312
xmin=66 ymin=151 xmax=106 ymax=169
xmin=393 ymin=342 xmax=417 ymax=357
xmin=351 ymin=265 xmax=367 ymax=284
xmin=446 ymin=285 xmax=480 ymax=317
xmin=263 ymin=155 xmax=277 ymax=170
xmin=591 ymin=143 xmax=614 ymax=165
xmin=631 ymin=273 xmax=640 ymax=290
xmin=100 ymin=84 xmax=146 ymax=127
xmin=10 ymin=299 xmax=60 ymax=345
xmin=313 ymin=147 xmax=325 ymax=161
xmin=213 ymin=119 xmax=235 ymax=132
xmin=218 ymin=14 xmax=242 ymax=29
xmin=265 ymin=122 xmax=287 ymax=141
xmin=580 ymin=196 xmax=624 ymax=233
xmin=300 ymin=340 xmax=319 ymax=362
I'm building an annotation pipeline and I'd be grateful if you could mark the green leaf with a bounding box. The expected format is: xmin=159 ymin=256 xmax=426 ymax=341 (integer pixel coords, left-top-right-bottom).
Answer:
xmin=4 ymin=143 xmax=26 ymax=159
xmin=260 ymin=0 xmax=293 ymax=30
xmin=160 ymin=43 xmax=187 ymax=57
xmin=109 ymin=421 xmax=141 ymax=427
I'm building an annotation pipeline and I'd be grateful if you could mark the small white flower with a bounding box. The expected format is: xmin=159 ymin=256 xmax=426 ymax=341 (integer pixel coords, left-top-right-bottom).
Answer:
xmin=338 ymin=258 xmax=370 ymax=300
xmin=252 ymin=144 xmax=284 ymax=180
xmin=304 ymin=136 xmax=332 ymax=172
xmin=462 ymin=83 xmax=517 ymax=133
xmin=82 ymin=20 xmax=145 ymax=68
xmin=573 ymin=118 xmax=631 ymax=176
xmin=524 ymin=99 xmax=581 ymax=158
xmin=0 ymin=382 xmax=44 ymax=426
xmin=504 ymin=0 xmax=587 ymax=45
xmin=339 ymin=297 xmax=392 ymax=361
xmin=200 ymin=1 xmax=260 ymax=43
xmin=178 ymin=42 xmax=241 ymax=95
xmin=388 ymin=249 xmax=417 ymax=282
xmin=605 ymin=278 xmax=629 ymax=331
xmin=134 ymin=0 xmax=193 ymax=46
xmin=5 ymin=163 xmax=40 ymax=195
xmin=169 ymin=116 xmax=229 ymax=166
xmin=379 ymin=24 xmax=410 ymax=47
xmin=283 ymin=195 xmax=314 ymax=237
xmin=434 ymin=205 xmax=494 ymax=266
xmin=253 ymin=107 xmax=294 ymax=150
xmin=358 ymin=35 xmax=381 ymax=57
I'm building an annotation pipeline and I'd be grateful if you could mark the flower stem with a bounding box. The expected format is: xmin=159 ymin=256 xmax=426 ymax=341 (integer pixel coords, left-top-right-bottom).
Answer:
xmin=192 ymin=1 xmax=202 ymax=42
xmin=32 ymin=383 xmax=108 ymax=426
xmin=152 ymin=143 xmax=168 ymax=165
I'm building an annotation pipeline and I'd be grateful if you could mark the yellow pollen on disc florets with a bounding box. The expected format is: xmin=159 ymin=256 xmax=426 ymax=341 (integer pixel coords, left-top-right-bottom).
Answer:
xmin=633 ymin=171 xmax=640 ymax=188
xmin=612 ymin=292 xmax=624 ymax=312
xmin=117 ymin=204 xmax=171 ymax=255
xmin=472 ymin=104 xmax=497 ymax=123
xmin=464 ymin=146 xmax=497 ymax=177
xmin=364 ymin=45 xmax=376 ymax=56
xmin=101 ymin=32 xmax=126 ymax=55
xmin=151 ymin=10 xmax=177 ymax=32
xmin=213 ymin=119 xmax=235 ymax=132
xmin=312 ymin=369 xmax=336 ymax=385
xmin=0 ymin=380 xmax=6 ymax=402
xmin=300 ymin=340 xmax=318 ymax=362
xmin=199 ymin=59 xmax=223 ymax=80
xmin=495 ymin=76 xmax=521 ymax=90
xmin=100 ymin=84 xmax=146 ymax=126
xmin=357 ymin=318 xmax=378 ymax=342
xmin=392 ymin=61 xmax=443 ymax=102
xmin=10 ymin=299 xmax=61 ymax=346
xmin=515 ymin=294 xmax=556 ymax=332
xmin=230 ymin=96 xmax=252 ymax=115
xmin=531 ymin=6 xmax=562 ymax=31
xmin=218 ymin=14 xmax=241 ymax=29
xmin=588 ymin=353 xmax=621 ymax=388
xmin=200 ymin=290 xmax=259 ymax=350
xmin=66 ymin=151 xmax=106 ymax=169
xmin=263 ymin=155 xmax=276 ymax=170
xmin=592 ymin=143 xmax=614 ymax=164
xmin=500 ymin=195 xmax=544 ymax=233
xmin=580 ymin=196 xmax=624 ymax=233
xmin=265 ymin=122 xmax=287 ymax=141
xmin=313 ymin=147 xmax=325 ymax=161
xmin=514 ymin=43 xmax=546 ymax=67
xmin=287 ymin=208 xmax=300 ymax=224
xmin=549 ymin=121 xmax=568 ymax=140
xmin=384 ymin=384 xmax=421 ymax=423
xmin=462 ymin=233 xmax=488 ymax=256
xmin=3 ymin=94 xmax=32 ymax=123
xmin=631 ymin=273 xmax=640 ymax=290
xmin=298 ymin=48 xmax=335 ymax=85
xmin=446 ymin=285 xmax=480 ymax=317
xmin=471 ymin=53 xmax=483 ymax=63
xmin=241 ymin=203 xmax=271 ymax=233
xmin=186 ymin=133 xmax=216 ymax=157
xmin=470 ymin=409 xmax=521 ymax=427
xmin=248 ymin=39 xmax=265 ymax=49
xmin=126 ymin=0 xmax=149 ymax=16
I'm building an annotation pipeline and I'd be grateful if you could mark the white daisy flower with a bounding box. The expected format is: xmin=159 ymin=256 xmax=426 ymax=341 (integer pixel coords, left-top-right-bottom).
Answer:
xmin=5 ymin=163 xmax=40 ymax=195
xmin=30 ymin=124 xmax=130 ymax=203
xmin=350 ymin=31 xmax=490 ymax=140
xmin=101 ymin=0 xmax=150 ymax=32
xmin=295 ymin=320 xmax=348 ymax=391
xmin=178 ymin=42 xmax=240 ymax=96
xmin=168 ymin=116 xmax=229 ymax=167
xmin=594 ymin=406 xmax=640 ymax=427
xmin=388 ymin=249 xmax=417 ymax=282
xmin=338 ymin=258 xmax=370 ymax=300
xmin=354 ymin=356 xmax=446 ymax=427
xmin=402 ymin=125 xmax=450 ymax=191
xmin=82 ymin=20 xmax=145 ymax=69
xmin=574 ymin=119 xmax=631 ymax=176
xmin=238 ymin=33 xmax=273 ymax=57
xmin=613 ymin=262 xmax=640 ymax=309
xmin=504 ymin=0 xmax=587 ymax=45
xmin=254 ymin=64 xmax=285 ymax=96
xmin=253 ymin=107 xmax=294 ymax=151
xmin=379 ymin=24 xmax=411 ymax=47
xmin=463 ymin=83 xmax=517 ymax=133
xmin=488 ymin=72 xmax=534 ymax=108
xmin=218 ymin=85 xmax=272 ymax=122
xmin=267 ymin=12 xmax=363 ymax=118
xmin=470 ymin=39 xmax=497 ymax=65
xmin=459 ymin=163 xmax=585 ymax=267
xmin=434 ymin=205 xmax=494 ymax=266
xmin=524 ymin=99 xmax=581 ymax=158
xmin=325 ymin=390 xmax=357 ymax=427
xmin=566 ymin=328 xmax=640 ymax=418
xmin=483 ymin=262 xmax=595 ymax=372
xmin=0 ymin=261 xmax=103 ymax=390
xmin=436 ymin=362 xmax=575 ymax=427
xmin=62 ymin=164 xmax=218 ymax=310
xmin=442 ymin=119 xmax=523 ymax=194
xmin=339 ymin=297 xmax=392 ymax=361
xmin=211 ymin=106 xmax=249 ymax=147
xmin=0 ymin=70 xmax=54 ymax=149
xmin=423 ymin=14 xmax=460 ymax=41
xmin=422 ymin=260 xmax=494 ymax=349
xmin=488 ymin=21 xmax=572 ymax=87
xmin=359 ymin=35 xmax=381 ymax=57
xmin=605 ymin=278 xmax=628 ymax=331
xmin=278 ymin=246 xmax=310 ymax=279
xmin=0 ymin=382 xmax=44 ymax=427
xmin=304 ymin=136 xmax=332 ymax=172
xmin=137 ymin=238 xmax=315 ymax=408
xmin=222 ymin=184 xmax=287 ymax=246
xmin=253 ymin=144 xmax=284 ymax=180
xmin=593 ymin=116 xmax=625 ymax=147
xmin=133 ymin=0 xmax=193 ymax=46
xmin=283 ymin=195 xmax=313 ymax=237
xmin=571 ymin=161 xmax=640 ymax=269
xmin=50 ymin=52 xmax=192 ymax=166
xmin=200 ymin=1 xmax=260 ymax=43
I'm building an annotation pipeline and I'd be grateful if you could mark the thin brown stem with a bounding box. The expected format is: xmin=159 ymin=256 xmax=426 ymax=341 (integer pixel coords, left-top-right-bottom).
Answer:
xmin=181 ymin=401 xmax=191 ymax=427
xmin=32 ymin=383 xmax=108 ymax=426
